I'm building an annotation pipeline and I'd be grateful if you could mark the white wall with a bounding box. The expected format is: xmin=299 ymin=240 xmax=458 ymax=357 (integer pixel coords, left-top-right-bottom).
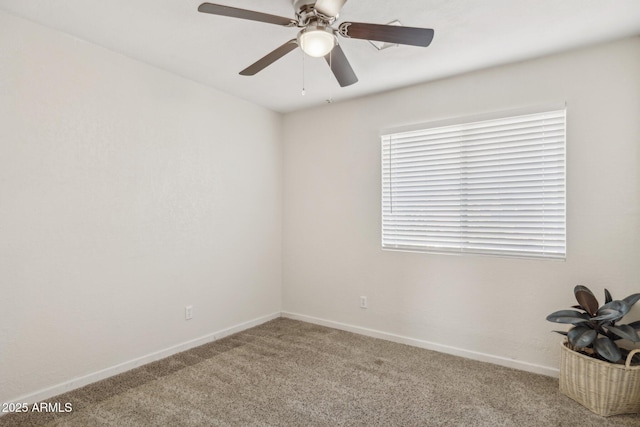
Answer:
xmin=282 ymin=37 xmax=640 ymax=374
xmin=0 ymin=11 xmax=282 ymax=403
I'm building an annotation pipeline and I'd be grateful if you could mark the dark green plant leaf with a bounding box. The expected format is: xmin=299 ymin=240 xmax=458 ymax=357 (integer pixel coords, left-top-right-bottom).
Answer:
xmin=592 ymin=300 xmax=630 ymax=322
xmin=552 ymin=330 xmax=569 ymax=336
xmin=593 ymin=337 xmax=622 ymax=362
xmin=567 ymin=326 xmax=597 ymax=348
xmin=628 ymin=320 xmax=640 ymax=330
xmin=591 ymin=310 xmax=623 ymax=322
xmin=546 ymin=310 xmax=590 ymax=324
xmin=623 ymin=293 xmax=640 ymax=308
xmin=574 ymin=285 xmax=599 ymax=316
xmin=607 ymin=325 xmax=640 ymax=342
xmin=571 ymin=305 xmax=585 ymax=311
xmin=593 ymin=313 xmax=623 ymax=323
xmin=604 ymin=289 xmax=613 ymax=304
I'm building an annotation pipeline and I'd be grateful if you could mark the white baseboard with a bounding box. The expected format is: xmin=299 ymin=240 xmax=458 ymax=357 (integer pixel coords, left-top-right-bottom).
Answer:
xmin=282 ymin=311 xmax=559 ymax=378
xmin=6 ymin=312 xmax=281 ymax=407
xmin=6 ymin=309 xmax=558 ymax=410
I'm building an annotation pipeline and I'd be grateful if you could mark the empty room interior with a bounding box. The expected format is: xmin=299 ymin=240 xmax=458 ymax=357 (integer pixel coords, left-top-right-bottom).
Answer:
xmin=1 ymin=0 xmax=640 ymax=425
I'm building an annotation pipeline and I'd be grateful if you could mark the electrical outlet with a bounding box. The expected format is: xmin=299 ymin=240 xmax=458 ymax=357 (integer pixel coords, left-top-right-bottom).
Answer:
xmin=185 ymin=305 xmax=193 ymax=320
xmin=360 ymin=296 xmax=368 ymax=309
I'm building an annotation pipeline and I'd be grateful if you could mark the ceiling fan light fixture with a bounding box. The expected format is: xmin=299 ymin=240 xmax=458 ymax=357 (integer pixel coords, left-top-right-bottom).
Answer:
xmin=297 ymin=25 xmax=336 ymax=57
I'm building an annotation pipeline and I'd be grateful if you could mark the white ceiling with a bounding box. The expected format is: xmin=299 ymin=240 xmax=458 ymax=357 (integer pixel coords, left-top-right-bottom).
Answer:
xmin=1 ymin=0 xmax=640 ymax=113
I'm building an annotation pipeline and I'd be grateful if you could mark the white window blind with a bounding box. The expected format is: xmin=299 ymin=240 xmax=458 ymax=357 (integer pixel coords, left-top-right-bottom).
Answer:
xmin=381 ymin=108 xmax=566 ymax=259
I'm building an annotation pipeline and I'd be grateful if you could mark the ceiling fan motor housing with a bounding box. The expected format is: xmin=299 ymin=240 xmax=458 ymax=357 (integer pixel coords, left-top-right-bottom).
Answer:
xmin=293 ymin=0 xmax=337 ymax=25
xmin=293 ymin=0 xmax=317 ymax=14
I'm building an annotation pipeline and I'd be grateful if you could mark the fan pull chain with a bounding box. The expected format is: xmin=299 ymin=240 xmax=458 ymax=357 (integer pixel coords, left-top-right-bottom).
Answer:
xmin=301 ymin=52 xmax=306 ymax=96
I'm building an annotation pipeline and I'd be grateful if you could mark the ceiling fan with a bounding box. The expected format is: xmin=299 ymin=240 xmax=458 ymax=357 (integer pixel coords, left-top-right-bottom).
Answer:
xmin=197 ymin=0 xmax=434 ymax=87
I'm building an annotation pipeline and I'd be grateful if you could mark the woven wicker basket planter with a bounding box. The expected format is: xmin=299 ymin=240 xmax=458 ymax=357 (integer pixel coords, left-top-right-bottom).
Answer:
xmin=559 ymin=342 xmax=640 ymax=416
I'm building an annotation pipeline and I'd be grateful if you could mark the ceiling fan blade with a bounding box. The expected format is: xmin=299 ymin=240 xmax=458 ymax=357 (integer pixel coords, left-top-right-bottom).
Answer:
xmin=240 ymin=39 xmax=299 ymax=76
xmin=314 ymin=0 xmax=348 ymax=18
xmin=338 ymin=22 xmax=434 ymax=47
xmin=198 ymin=3 xmax=295 ymax=27
xmin=325 ymin=44 xmax=358 ymax=87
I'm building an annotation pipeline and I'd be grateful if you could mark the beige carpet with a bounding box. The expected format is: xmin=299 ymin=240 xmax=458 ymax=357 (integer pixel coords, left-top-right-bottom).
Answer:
xmin=2 ymin=318 xmax=639 ymax=426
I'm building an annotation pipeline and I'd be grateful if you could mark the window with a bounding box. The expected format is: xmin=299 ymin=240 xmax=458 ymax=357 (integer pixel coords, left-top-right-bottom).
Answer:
xmin=381 ymin=107 xmax=566 ymax=259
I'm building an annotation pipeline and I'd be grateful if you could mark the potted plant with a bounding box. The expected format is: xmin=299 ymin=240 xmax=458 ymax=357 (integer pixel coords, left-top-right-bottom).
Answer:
xmin=547 ymin=285 xmax=640 ymax=416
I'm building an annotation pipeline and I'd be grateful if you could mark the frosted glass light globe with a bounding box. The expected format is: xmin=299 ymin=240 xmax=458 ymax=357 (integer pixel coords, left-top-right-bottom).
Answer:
xmin=298 ymin=27 xmax=336 ymax=57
